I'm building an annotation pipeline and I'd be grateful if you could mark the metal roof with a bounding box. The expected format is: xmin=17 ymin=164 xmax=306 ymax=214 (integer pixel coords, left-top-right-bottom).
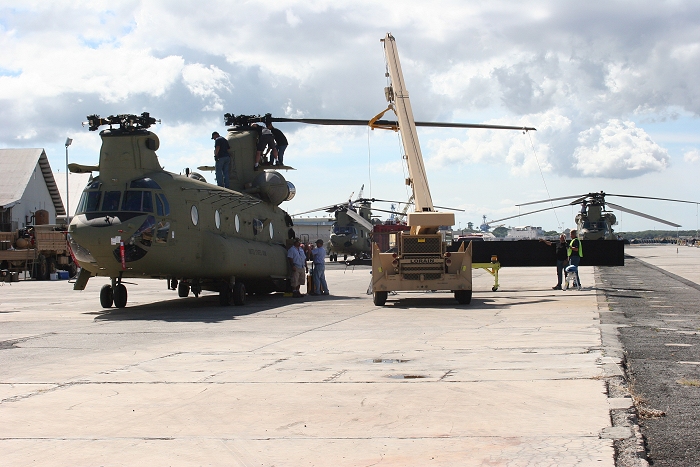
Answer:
xmin=0 ymin=148 xmax=66 ymax=215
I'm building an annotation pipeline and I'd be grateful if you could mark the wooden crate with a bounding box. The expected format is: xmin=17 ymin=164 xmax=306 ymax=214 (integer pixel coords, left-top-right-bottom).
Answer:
xmin=34 ymin=231 xmax=67 ymax=253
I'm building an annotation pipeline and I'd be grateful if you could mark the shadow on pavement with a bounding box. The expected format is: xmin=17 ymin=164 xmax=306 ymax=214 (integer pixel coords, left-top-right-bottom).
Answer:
xmin=86 ymin=291 xmax=365 ymax=323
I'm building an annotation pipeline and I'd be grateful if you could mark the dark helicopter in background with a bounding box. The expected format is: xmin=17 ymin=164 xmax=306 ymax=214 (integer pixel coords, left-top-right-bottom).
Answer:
xmin=490 ymin=191 xmax=697 ymax=240
xmin=293 ymin=186 xmax=376 ymax=261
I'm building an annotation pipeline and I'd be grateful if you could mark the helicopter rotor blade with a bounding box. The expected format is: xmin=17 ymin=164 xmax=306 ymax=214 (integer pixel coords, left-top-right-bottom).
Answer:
xmin=516 ymin=194 xmax=586 ymax=207
xmin=355 ymin=197 xmax=463 ymax=212
xmin=607 ymin=194 xmax=700 ymax=205
xmin=269 ymin=117 xmax=536 ymax=131
xmin=364 ymin=207 xmax=398 ymax=216
xmin=606 ymin=202 xmax=681 ymax=228
xmin=291 ymin=204 xmax=344 ymax=216
xmin=489 ymin=203 xmax=572 ymax=224
xmin=345 ymin=209 xmax=374 ymax=232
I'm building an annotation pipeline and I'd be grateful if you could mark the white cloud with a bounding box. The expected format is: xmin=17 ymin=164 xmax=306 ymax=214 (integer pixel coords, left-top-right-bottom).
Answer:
xmin=181 ymin=64 xmax=231 ymax=111
xmin=684 ymin=148 xmax=700 ymax=163
xmin=286 ymin=9 xmax=302 ymax=27
xmin=573 ymin=120 xmax=669 ymax=178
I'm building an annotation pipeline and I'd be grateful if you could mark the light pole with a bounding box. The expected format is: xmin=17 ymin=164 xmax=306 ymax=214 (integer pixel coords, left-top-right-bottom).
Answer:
xmin=65 ymin=138 xmax=72 ymax=224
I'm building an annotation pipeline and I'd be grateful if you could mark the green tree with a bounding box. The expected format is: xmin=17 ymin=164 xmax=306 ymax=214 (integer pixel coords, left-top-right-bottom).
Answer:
xmin=493 ymin=226 xmax=508 ymax=238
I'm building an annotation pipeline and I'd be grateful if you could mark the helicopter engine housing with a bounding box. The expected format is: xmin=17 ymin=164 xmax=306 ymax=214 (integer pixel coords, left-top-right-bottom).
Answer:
xmin=251 ymin=170 xmax=295 ymax=205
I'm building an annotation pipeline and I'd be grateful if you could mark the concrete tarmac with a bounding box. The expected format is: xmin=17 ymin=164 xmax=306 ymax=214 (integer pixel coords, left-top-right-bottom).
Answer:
xmin=599 ymin=244 xmax=700 ymax=467
xmin=1 ymin=262 xmax=619 ymax=466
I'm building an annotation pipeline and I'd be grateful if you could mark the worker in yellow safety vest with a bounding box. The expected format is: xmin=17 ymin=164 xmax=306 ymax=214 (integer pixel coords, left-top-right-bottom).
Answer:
xmin=567 ymin=229 xmax=583 ymax=290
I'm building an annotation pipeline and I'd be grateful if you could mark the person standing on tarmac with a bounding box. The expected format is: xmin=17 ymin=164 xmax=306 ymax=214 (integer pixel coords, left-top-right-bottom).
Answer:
xmin=540 ymin=233 xmax=568 ymax=290
xmin=287 ymin=238 xmax=307 ymax=298
xmin=211 ymin=131 xmax=231 ymax=188
xmin=567 ymin=229 xmax=583 ymax=290
xmin=310 ymin=239 xmax=329 ymax=296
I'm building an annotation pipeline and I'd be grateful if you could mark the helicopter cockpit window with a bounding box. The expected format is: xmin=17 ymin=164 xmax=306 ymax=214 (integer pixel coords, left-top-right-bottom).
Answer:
xmin=102 ymin=191 xmax=121 ymax=211
xmin=253 ymin=218 xmax=263 ymax=235
xmin=130 ymin=177 xmax=161 ymax=189
xmin=156 ymin=193 xmax=170 ymax=216
xmin=86 ymin=180 xmax=101 ymax=190
xmin=333 ymin=225 xmax=356 ymax=236
xmin=76 ymin=190 xmax=102 ymax=214
xmin=122 ymin=191 xmax=153 ymax=212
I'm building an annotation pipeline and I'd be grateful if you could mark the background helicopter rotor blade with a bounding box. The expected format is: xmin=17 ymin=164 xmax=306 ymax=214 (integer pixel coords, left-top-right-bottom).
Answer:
xmin=489 ymin=203 xmax=572 ymax=224
xmin=607 ymin=193 xmax=700 ymax=205
xmin=516 ymin=194 xmax=586 ymax=207
xmin=344 ymin=209 xmax=374 ymax=232
xmin=269 ymin=116 xmax=537 ymax=131
xmin=356 ymin=197 xmax=463 ymax=212
xmin=606 ymin=202 xmax=681 ymax=227
xmin=292 ymin=204 xmax=343 ymax=216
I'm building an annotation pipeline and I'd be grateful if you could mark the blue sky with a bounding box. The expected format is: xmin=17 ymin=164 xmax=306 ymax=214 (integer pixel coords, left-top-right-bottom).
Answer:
xmin=1 ymin=0 xmax=699 ymax=232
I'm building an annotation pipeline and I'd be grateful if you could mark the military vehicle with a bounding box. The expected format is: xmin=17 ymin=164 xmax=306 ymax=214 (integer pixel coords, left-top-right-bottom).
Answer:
xmin=67 ymin=112 xmax=297 ymax=308
xmin=491 ymin=191 xmax=697 ymax=240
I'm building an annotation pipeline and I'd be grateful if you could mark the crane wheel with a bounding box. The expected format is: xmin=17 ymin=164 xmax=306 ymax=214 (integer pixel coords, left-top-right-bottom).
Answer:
xmin=373 ymin=291 xmax=388 ymax=306
xmin=455 ymin=290 xmax=472 ymax=305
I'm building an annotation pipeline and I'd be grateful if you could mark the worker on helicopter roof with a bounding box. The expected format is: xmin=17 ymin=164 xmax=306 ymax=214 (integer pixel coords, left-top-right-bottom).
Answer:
xmin=251 ymin=123 xmax=279 ymax=170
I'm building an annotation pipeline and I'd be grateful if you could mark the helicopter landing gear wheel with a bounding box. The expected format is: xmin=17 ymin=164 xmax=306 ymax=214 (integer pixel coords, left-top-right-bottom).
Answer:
xmin=373 ymin=291 xmax=387 ymax=306
xmin=169 ymin=278 xmax=178 ymax=290
xmin=178 ymin=282 xmax=190 ymax=298
xmin=492 ymin=286 xmax=498 ymax=292
xmin=100 ymin=284 xmax=113 ymax=308
xmin=113 ymin=284 xmax=128 ymax=308
xmin=219 ymin=283 xmax=232 ymax=306
xmin=454 ymin=290 xmax=472 ymax=305
xmin=232 ymin=282 xmax=246 ymax=306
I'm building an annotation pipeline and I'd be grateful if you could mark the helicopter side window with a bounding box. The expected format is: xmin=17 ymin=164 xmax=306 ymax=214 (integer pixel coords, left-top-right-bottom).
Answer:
xmin=130 ymin=177 xmax=161 ymax=189
xmin=156 ymin=193 xmax=170 ymax=216
xmin=253 ymin=219 xmax=263 ymax=235
xmin=86 ymin=180 xmax=101 ymax=190
xmin=122 ymin=191 xmax=153 ymax=212
xmin=102 ymin=191 xmax=121 ymax=211
xmin=155 ymin=221 xmax=170 ymax=243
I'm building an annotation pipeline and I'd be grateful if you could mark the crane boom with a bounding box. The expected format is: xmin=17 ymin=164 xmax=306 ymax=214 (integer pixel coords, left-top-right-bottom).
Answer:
xmin=382 ymin=33 xmax=455 ymax=232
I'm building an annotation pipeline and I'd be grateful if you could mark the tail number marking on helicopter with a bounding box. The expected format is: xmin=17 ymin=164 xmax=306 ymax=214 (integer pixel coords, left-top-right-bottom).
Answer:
xmin=248 ymin=249 xmax=267 ymax=257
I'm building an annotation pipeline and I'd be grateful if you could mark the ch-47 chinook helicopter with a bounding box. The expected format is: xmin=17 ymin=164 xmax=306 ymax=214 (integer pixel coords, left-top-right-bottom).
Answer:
xmin=489 ymin=191 xmax=697 ymax=240
xmin=67 ymin=112 xmax=297 ymax=308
